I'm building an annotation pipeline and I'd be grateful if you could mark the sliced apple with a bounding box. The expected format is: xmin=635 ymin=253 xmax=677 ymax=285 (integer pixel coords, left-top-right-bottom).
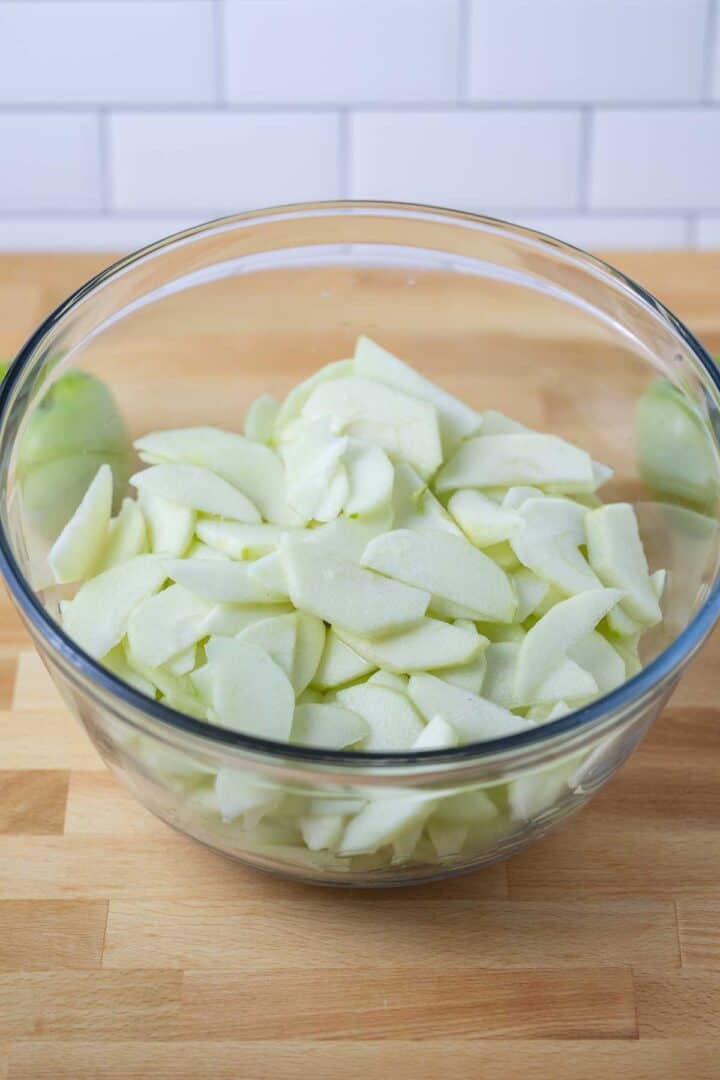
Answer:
xmin=312 ymin=628 xmax=376 ymax=690
xmin=515 ymin=588 xmax=623 ymax=702
xmin=362 ymin=528 xmax=516 ymax=623
xmin=140 ymin=493 xmax=195 ymax=557
xmin=165 ymin=643 xmax=197 ymax=677
xmin=408 ymin=673 xmax=535 ymax=742
xmin=244 ymin=393 xmax=279 ymax=444
xmin=448 ymin=489 xmax=521 ymax=547
xmin=412 ymin=715 xmax=459 ymax=750
xmin=127 ymin=583 xmax=214 ymax=669
xmin=236 ymin=613 xmax=297 ymax=680
xmin=61 ymin=554 xmax=167 ymax=658
xmin=292 ymin=613 xmax=326 ymax=695
xmin=343 ymin=438 xmax=394 ymax=516
xmin=196 ymin=520 xmax=291 ymax=559
xmin=132 ymin=463 xmax=261 ymax=523
xmin=215 ymin=767 xmax=283 ymax=823
xmin=367 ymin=670 xmax=408 ymax=693
xmin=585 ymin=503 xmax=662 ymax=625
xmin=291 ymin=703 xmax=369 ymax=749
xmin=336 ymin=683 xmax=424 ymax=751
xmin=433 ymin=788 xmax=498 ymax=826
xmin=206 ymin=640 xmax=294 ymax=741
xmin=436 ymin=434 xmax=596 ymax=495
xmin=203 ymin=602 xmax=294 ymax=636
xmin=427 ymin=821 xmax=467 ymax=857
xmin=567 ymin=631 xmax=626 ymax=695
xmin=354 ymin=334 xmax=481 ymax=452
xmin=512 ymin=568 xmax=550 ymax=622
xmin=282 ymin=536 xmax=430 ymax=637
xmin=274 ymin=358 xmax=353 ymax=434
xmin=299 ymin=813 xmax=345 ymax=851
xmin=48 ymin=463 xmax=112 ymax=583
xmin=483 ymin=641 xmax=598 ymax=709
xmin=301 ymin=375 xmax=443 ymax=479
xmin=336 ymin=618 xmax=481 ymax=675
xmin=96 ymin=496 xmax=147 ymax=572
xmin=339 ymin=793 xmax=437 ymax=855
xmin=392 ymin=462 xmax=461 ymax=536
xmin=511 ymin=496 xmax=600 ymax=596
xmin=163 ymin=556 xmax=286 ymax=604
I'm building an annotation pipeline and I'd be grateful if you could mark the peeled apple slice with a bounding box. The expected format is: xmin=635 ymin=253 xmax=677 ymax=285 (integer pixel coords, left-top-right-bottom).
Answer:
xmin=141 ymin=494 xmax=195 ymax=558
xmin=236 ymin=613 xmax=297 ymax=680
xmin=48 ymin=463 xmax=112 ymax=583
xmin=515 ymin=588 xmax=623 ymax=702
xmin=408 ymin=673 xmax=535 ymax=742
xmin=434 ymin=788 xmax=498 ymax=826
xmin=215 ymin=767 xmax=283 ymax=823
xmin=343 ymin=438 xmax=394 ymax=516
xmin=567 ymin=631 xmax=626 ymax=695
xmin=301 ymin=375 xmax=443 ymax=479
xmin=101 ymin=644 xmax=155 ymax=696
xmin=585 ymin=504 xmax=662 ymax=625
xmin=165 ymin=643 xmax=197 ymax=677
xmin=362 ymin=528 xmax=516 ymax=623
xmin=244 ymin=394 xmax=278 ymax=444
xmin=163 ymin=557 xmax=286 ymax=604
xmin=368 ymin=670 xmax=408 ymax=693
xmin=247 ymin=551 xmax=290 ymax=599
xmin=282 ymin=536 xmax=430 ymax=637
xmin=96 ymin=496 xmax=147 ymax=572
xmin=203 ymin=602 xmax=294 ymax=637
xmin=291 ymin=613 xmax=326 ymax=695
xmin=304 ymin=513 xmax=393 ymax=564
xmin=448 ymin=489 xmax=520 ymax=547
xmin=337 ymin=619 xmax=482 ymax=675
xmin=291 ymin=703 xmax=369 ymax=749
xmin=412 ymin=715 xmax=459 ymax=750
xmin=196 ymin=520 xmax=291 ymax=559
xmin=131 ymin=463 xmax=261 ymax=523
xmin=336 ymin=683 xmax=424 ymax=751
xmin=135 ymin=426 xmax=299 ymax=526
xmin=339 ymin=794 xmax=437 ymax=855
xmin=392 ymin=463 xmax=461 ymax=536
xmin=299 ymin=814 xmax=345 ymax=851
xmin=483 ymin=642 xmax=597 ymax=709
xmin=428 ymin=821 xmax=468 ymax=858
xmin=61 ymin=554 xmax=167 ymax=659
xmin=512 ymin=568 xmax=550 ymax=622
xmin=436 ymin=434 xmax=596 ymax=495
xmin=438 ymin=648 xmax=488 ymax=694
xmin=206 ymin=640 xmax=294 ymax=741
xmin=281 ymin=417 xmax=349 ymax=522
xmin=511 ymin=496 xmax=600 ymax=597
xmin=353 ymin=335 xmax=481 ymax=452
xmin=312 ymin=629 xmax=376 ymax=690
xmin=274 ymin=358 xmax=353 ymax=435
xmin=127 ymin=584 xmax=214 ymax=669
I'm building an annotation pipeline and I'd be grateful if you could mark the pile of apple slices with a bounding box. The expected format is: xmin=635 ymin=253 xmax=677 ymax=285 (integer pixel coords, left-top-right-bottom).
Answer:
xmin=51 ymin=335 xmax=664 ymax=764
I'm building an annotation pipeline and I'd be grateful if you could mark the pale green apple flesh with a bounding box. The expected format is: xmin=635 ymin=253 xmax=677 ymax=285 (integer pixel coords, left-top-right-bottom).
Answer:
xmin=42 ymin=338 xmax=672 ymax=869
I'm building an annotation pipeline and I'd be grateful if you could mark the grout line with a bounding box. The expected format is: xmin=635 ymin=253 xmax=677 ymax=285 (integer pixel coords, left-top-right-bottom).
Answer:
xmin=703 ymin=0 xmax=719 ymax=101
xmin=213 ymin=0 xmax=225 ymax=105
xmin=97 ymin=108 xmax=111 ymax=214
xmin=337 ymin=110 xmax=350 ymax=199
xmin=577 ymin=107 xmax=593 ymax=211
xmin=2 ymin=101 xmax=720 ymax=115
xmin=687 ymin=213 xmax=699 ymax=248
xmin=457 ymin=0 xmax=472 ymax=101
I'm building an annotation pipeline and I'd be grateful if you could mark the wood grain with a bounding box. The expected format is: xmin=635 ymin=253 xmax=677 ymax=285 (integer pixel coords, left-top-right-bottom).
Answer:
xmin=0 ymin=251 xmax=719 ymax=1078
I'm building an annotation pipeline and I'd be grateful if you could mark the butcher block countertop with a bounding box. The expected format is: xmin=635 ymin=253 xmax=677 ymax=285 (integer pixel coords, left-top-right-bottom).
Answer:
xmin=0 ymin=252 xmax=719 ymax=1080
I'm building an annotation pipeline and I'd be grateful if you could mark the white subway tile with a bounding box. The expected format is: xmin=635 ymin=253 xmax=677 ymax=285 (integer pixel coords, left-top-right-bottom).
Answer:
xmin=589 ymin=109 xmax=720 ymax=210
xmin=109 ymin=112 xmax=340 ymax=212
xmin=0 ymin=217 xmax=201 ymax=253
xmin=468 ymin=0 xmax=707 ymax=103
xmin=350 ymin=110 xmax=582 ymax=208
xmin=0 ymin=2 xmax=216 ymax=105
xmin=0 ymin=113 xmax=101 ymax=212
xmin=712 ymin=7 xmax=720 ymax=100
xmin=696 ymin=216 xmax=720 ymax=248
xmin=511 ymin=214 xmax=690 ymax=251
xmin=224 ymin=0 xmax=459 ymax=104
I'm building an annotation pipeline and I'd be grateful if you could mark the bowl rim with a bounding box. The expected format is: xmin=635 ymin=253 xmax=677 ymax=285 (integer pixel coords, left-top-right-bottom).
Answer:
xmin=1 ymin=198 xmax=719 ymax=769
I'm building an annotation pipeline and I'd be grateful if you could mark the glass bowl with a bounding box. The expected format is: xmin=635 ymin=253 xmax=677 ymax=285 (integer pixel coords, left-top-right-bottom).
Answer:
xmin=1 ymin=202 xmax=719 ymax=887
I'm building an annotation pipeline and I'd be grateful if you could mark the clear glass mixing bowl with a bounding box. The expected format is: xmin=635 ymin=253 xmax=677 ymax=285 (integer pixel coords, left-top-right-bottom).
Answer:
xmin=1 ymin=202 xmax=719 ymax=886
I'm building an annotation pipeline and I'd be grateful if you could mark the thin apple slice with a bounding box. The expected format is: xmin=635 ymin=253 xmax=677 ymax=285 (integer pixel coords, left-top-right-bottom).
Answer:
xmin=391 ymin=823 xmax=424 ymax=864
xmin=312 ymin=628 xmax=376 ymax=690
xmin=427 ymin=821 xmax=468 ymax=857
xmin=127 ymin=654 xmax=206 ymax=719
xmin=247 ymin=551 xmax=290 ymax=599
xmin=353 ymin=334 xmax=481 ymax=452
xmin=135 ymin=425 xmax=299 ymax=525
xmin=101 ymin=644 xmax=155 ymax=696
xmin=282 ymin=536 xmax=430 ymax=637
xmin=362 ymin=528 xmax=516 ymax=623
xmin=140 ymin=493 xmax=195 ymax=557
xmin=303 ymin=513 xmax=393 ymax=563
xmin=408 ymin=673 xmax=535 ymax=742
xmin=434 ymin=788 xmax=498 ymax=826
xmin=585 ymin=503 xmax=662 ymax=625
xmin=514 ymin=588 xmax=623 ymax=702
xmin=483 ymin=642 xmax=597 ymax=708
xmin=163 ymin=556 xmax=286 ymax=604
xmin=438 ymin=647 xmax=488 ymax=693
xmin=511 ymin=496 xmax=600 ymax=596
xmin=567 ymin=631 xmax=626 ymax=694
xmin=215 ymin=767 xmax=283 ymax=823
xmin=61 ymin=554 xmax=167 ymax=658
xmin=299 ymin=813 xmax=345 ymax=851
xmin=96 ymin=496 xmax=147 ymax=572
xmin=412 ymin=715 xmax=459 ymax=749
xmin=513 ymin=568 xmax=550 ymax=622
xmin=206 ymin=640 xmax=294 ymax=740
xmin=127 ymin=583 xmax=214 ymax=668
xmin=274 ymin=358 xmax=354 ymax=434
xmin=301 ymin=375 xmax=443 ymax=479
xmin=48 ymin=463 xmax=112 ymax=583
xmin=339 ymin=794 xmax=437 ymax=855
xmin=448 ymin=489 xmax=521 ymax=547
xmin=236 ymin=613 xmax=297 ymax=680
xmin=292 ymin=613 xmax=326 ymax=695
xmin=605 ymin=603 xmax=643 ymax=637
xmin=291 ymin=703 xmax=369 ymax=749
xmin=132 ymin=463 xmax=262 ymax=522
xmin=281 ymin=416 xmax=349 ymax=522
xmin=502 ymin=486 xmax=544 ymax=510
xmin=392 ymin=462 xmax=461 ymax=536
xmin=244 ymin=393 xmax=279 ymax=444
xmin=336 ymin=618 xmax=481 ymax=675
xmin=367 ymin=671 xmax=408 ymax=693
xmin=203 ymin=602 xmax=294 ymax=636
xmin=509 ymin=754 xmax=582 ymax=822
xmin=343 ymin=438 xmax=394 ymax=516
xmin=436 ymin=433 xmax=596 ymax=495
xmin=336 ymin=683 xmax=424 ymax=751
xmin=165 ymin=643 xmax=197 ymax=677
xmin=196 ymin=520 xmax=292 ymax=559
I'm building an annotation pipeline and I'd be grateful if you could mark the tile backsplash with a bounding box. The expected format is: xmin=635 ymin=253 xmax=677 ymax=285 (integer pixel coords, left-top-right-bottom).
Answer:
xmin=0 ymin=0 xmax=719 ymax=251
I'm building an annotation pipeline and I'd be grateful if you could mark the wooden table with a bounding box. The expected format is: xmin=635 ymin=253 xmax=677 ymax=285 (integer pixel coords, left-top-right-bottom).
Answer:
xmin=0 ymin=253 xmax=719 ymax=1079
